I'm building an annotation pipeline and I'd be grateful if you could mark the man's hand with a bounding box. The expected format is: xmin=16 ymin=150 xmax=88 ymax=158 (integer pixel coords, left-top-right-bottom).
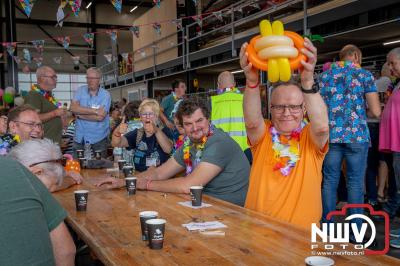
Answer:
xmin=95 ymin=107 xmax=106 ymax=118
xmin=240 ymin=42 xmax=259 ymax=86
xmin=165 ymin=120 xmax=175 ymax=130
xmin=300 ymin=38 xmax=317 ymax=89
xmin=65 ymin=170 xmax=83 ymax=184
xmin=53 ymin=108 xmax=66 ymax=118
xmin=94 ymin=176 xmax=124 ymax=189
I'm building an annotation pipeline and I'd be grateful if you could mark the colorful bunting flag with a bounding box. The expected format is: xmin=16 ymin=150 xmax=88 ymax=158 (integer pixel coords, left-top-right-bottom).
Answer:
xmin=31 ymin=40 xmax=45 ymax=54
xmin=68 ymin=0 xmax=82 ymax=17
xmin=18 ymin=0 xmax=36 ymax=17
xmin=110 ymin=0 xmax=122 ymax=13
xmin=104 ymin=54 xmax=113 ymax=63
xmin=23 ymin=48 xmax=31 ymax=63
xmin=57 ymin=36 xmax=70 ymax=49
xmin=83 ymin=33 xmax=94 ymax=48
xmin=129 ymin=26 xmax=140 ymax=38
xmin=153 ymin=0 xmax=161 ymax=8
xmin=172 ymin=19 xmax=182 ymax=30
xmin=106 ymin=30 xmax=118 ymax=44
xmin=153 ymin=23 xmax=161 ymax=36
xmin=53 ymin=56 xmax=62 ymax=64
xmin=192 ymin=0 xmax=197 ymax=6
xmin=193 ymin=16 xmax=202 ymax=27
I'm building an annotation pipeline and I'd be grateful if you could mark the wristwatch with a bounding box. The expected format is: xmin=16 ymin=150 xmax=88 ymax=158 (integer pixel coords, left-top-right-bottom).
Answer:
xmin=301 ymin=82 xmax=320 ymax=94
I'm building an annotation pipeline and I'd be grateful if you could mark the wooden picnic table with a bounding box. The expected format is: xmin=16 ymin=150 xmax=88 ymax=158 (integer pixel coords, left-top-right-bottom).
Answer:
xmin=53 ymin=169 xmax=400 ymax=266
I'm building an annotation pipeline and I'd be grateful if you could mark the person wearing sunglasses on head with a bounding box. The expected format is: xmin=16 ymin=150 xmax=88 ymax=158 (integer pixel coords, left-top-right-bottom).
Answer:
xmin=111 ymin=99 xmax=173 ymax=172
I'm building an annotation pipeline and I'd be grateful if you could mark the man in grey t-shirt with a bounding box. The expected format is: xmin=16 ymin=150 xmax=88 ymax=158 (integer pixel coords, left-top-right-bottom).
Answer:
xmin=96 ymin=98 xmax=250 ymax=206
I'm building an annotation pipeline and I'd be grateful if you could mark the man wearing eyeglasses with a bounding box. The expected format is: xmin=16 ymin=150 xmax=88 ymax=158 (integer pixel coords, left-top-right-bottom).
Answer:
xmin=70 ymin=67 xmax=111 ymax=158
xmin=240 ymin=38 xmax=329 ymax=230
xmin=8 ymin=104 xmax=44 ymax=142
xmin=25 ymin=66 xmax=66 ymax=144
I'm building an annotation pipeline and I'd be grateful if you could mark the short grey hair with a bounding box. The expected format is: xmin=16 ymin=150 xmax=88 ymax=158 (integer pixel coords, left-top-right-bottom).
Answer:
xmin=36 ymin=66 xmax=54 ymax=79
xmin=9 ymin=138 xmax=65 ymax=186
xmin=388 ymin=47 xmax=400 ymax=60
xmin=87 ymin=67 xmax=102 ymax=77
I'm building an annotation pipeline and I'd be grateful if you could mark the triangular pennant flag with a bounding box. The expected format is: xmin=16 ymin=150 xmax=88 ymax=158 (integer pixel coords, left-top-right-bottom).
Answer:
xmin=18 ymin=0 xmax=36 ymax=17
xmin=68 ymin=0 xmax=81 ymax=16
xmin=31 ymin=40 xmax=45 ymax=54
xmin=53 ymin=56 xmax=62 ymax=64
xmin=104 ymin=54 xmax=113 ymax=63
xmin=71 ymin=56 xmax=80 ymax=66
xmin=214 ymin=11 xmax=223 ymax=22
xmin=106 ymin=30 xmax=118 ymax=44
xmin=192 ymin=0 xmax=197 ymax=6
xmin=83 ymin=33 xmax=94 ymax=48
xmin=129 ymin=26 xmax=140 ymax=38
xmin=13 ymin=56 xmax=21 ymax=64
xmin=153 ymin=22 xmax=161 ymax=36
xmin=57 ymin=36 xmax=70 ymax=49
xmin=121 ymin=53 xmax=129 ymax=61
xmin=33 ymin=56 xmax=43 ymax=67
xmin=23 ymin=48 xmax=31 ymax=63
xmin=172 ymin=19 xmax=182 ymax=30
xmin=251 ymin=3 xmax=260 ymax=9
xmin=3 ymin=43 xmax=17 ymax=57
xmin=110 ymin=0 xmax=122 ymax=13
xmin=56 ymin=7 xmax=65 ymax=27
xmin=153 ymin=0 xmax=161 ymax=8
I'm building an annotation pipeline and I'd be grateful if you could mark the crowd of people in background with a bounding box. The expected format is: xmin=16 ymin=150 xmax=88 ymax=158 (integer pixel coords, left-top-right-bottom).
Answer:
xmin=2 ymin=41 xmax=400 ymax=265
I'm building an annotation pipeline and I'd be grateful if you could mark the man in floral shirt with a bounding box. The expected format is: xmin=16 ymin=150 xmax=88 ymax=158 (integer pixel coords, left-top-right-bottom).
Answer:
xmin=320 ymin=45 xmax=381 ymax=231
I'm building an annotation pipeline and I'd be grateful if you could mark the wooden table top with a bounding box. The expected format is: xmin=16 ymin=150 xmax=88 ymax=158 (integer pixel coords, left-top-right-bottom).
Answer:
xmin=53 ymin=169 xmax=400 ymax=266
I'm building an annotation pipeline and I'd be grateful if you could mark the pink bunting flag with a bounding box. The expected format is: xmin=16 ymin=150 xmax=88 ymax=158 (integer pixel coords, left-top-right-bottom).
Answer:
xmin=153 ymin=0 xmax=161 ymax=8
xmin=13 ymin=56 xmax=21 ymax=64
xmin=153 ymin=23 xmax=161 ymax=36
xmin=33 ymin=56 xmax=43 ymax=67
xmin=56 ymin=36 xmax=70 ymax=49
xmin=3 ymin=43 xmax=17 ymax=57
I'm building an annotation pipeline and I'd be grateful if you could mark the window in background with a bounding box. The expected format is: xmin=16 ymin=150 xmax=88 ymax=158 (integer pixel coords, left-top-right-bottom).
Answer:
xmin=18 ymin=72 xmax=87 ymax=105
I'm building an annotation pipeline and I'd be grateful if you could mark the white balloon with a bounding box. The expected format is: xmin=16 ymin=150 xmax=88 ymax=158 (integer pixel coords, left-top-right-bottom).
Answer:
xmin=5 ymin=86 xmax=16 ymax=95
xmin=14 ymin=96 xmax=25 ymax=106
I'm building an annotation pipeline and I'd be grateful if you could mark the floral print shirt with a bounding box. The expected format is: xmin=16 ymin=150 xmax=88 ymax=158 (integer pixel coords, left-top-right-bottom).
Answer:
xmin=320 ymin=61 xmax=377 ymax=143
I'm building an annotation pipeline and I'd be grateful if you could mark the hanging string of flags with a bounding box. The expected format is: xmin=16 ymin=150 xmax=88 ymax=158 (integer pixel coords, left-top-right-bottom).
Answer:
xmin=2 ymin=0 xmax=270 ymax=68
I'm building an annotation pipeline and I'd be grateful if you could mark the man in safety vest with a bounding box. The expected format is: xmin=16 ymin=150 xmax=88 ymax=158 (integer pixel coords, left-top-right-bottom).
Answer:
xmin=211 ymin=71 xmax=248 ymax=151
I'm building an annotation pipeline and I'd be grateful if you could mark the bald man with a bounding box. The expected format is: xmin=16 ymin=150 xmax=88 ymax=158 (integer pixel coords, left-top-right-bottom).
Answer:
xmin=210 ymin=71 xmax=248 ymax=151
xmin=25 ymin=66 xmax=66 ymax=144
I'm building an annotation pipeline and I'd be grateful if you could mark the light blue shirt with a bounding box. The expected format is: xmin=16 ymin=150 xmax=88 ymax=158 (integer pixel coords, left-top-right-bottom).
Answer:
xmin=73 ymin=85 xmax=111 ymax=144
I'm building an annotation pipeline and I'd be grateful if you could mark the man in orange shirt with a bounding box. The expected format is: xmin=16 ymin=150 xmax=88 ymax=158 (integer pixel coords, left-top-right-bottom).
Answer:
xmin=240 ymin=38 xmax=329 ymax=230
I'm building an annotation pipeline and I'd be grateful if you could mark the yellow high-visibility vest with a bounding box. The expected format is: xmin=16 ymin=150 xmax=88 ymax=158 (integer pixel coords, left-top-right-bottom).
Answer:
xmin=211 ymin=91 xmax=248 ymax=151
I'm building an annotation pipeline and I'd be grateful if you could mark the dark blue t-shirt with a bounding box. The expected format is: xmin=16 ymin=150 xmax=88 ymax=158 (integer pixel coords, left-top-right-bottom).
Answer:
xmin=125 ymin=127 xmax=172 ymax=172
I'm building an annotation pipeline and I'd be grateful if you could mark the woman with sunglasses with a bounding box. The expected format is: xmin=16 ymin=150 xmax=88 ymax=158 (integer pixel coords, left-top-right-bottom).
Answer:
xmin=112 ymin=99 xmax=173 ymax=172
